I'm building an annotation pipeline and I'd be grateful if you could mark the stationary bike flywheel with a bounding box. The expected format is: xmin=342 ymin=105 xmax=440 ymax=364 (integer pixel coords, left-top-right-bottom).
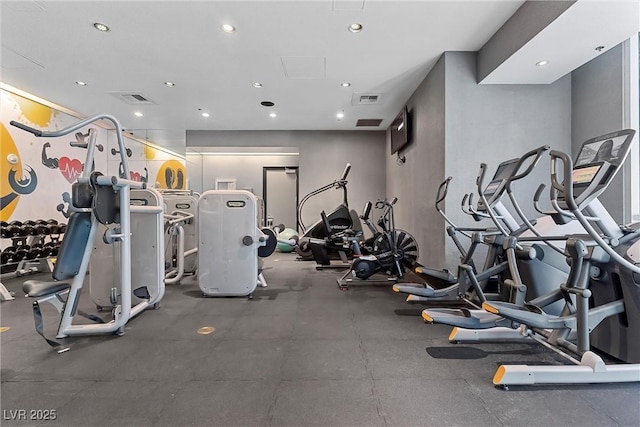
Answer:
xmin=373 ymin=229 xmax=419 ymax=271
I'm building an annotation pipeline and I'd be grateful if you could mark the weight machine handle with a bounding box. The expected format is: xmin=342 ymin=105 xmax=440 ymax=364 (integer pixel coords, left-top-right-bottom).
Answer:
xmin=10 ymin=121 xmax=42 ymax=137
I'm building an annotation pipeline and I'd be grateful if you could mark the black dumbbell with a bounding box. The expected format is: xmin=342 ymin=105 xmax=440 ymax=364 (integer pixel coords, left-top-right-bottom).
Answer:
xmin=32 ymin=220 xmax=51 ymax=235
xmin=1 ymin=248 xmax=15 ymax=264
xmin=1 ymin=222 xmax=10 ymax=238
xmin=25 ymin=244 xmax=43 ymax=260
xmin=22 ymin=221 xmax=37 ymax=236
xmin=42 ymin=241 xmax=57 ymax=257
xmin=7 ymin=221 xmax=24 ymax=237
xmin=46 ymin=219 xmax=60 ymax=234
xmin=13 ymin=245 xmax=29 ymax=261
xmin=58 ymin=223 xmax=67 ymax=234
xmin=50 ymin=242 xmax=60 ymax=257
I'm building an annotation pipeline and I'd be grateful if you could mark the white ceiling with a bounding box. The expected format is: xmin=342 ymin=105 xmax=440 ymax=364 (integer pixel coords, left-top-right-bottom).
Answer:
xmin=1 ymin=1 xmax=638 ymax=153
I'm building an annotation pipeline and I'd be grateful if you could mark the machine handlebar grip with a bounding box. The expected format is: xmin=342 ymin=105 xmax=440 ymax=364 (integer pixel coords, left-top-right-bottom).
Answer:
xmin=361 ymin=201 xmax=372 ymax=220
xmin=10 ymin=121 xmax=43 ymax=137
xmin=435 ymin=176 xmax=453 ymax=205
xmin=533 ymin=183 xmax=546 ymax=203
xmin=476 ymin=163 xmax=487 ymax=194
xmin=508 ymin=145 xmax=550 ymax=183
xmin=390 ymin=197 xmax=398 ymax=206
xmin=340 ymin=163 xmax=351 ymax=181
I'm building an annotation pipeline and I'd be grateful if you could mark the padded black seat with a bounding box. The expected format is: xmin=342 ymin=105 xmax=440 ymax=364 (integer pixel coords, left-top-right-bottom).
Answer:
xmin=23 ymin=280 xmax=71 ymax=298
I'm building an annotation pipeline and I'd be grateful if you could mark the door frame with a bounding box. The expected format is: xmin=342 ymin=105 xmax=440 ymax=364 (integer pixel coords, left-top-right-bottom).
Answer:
xmin=262 ymin=166 xmax=299 ymax=231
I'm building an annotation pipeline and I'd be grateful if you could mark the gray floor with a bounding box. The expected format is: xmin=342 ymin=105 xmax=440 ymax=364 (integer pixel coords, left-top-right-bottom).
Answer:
xmin=1 ymin=253 xmax=639 ymax=427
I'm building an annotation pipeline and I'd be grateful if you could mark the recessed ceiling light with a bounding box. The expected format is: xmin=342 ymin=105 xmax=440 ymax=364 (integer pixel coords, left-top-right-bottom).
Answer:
xmin=75 ymin=81 xmax=87 ymax=86
xmin=536 ymin=60 xmax=549 ymax=67
xmin=340 ymin=82 xmax=351 ymax=87
xmin=348 ymin=23 xmax=362 ymax=33
xmin=252 ymin=82 xmax=263 ymax=88
xmin=134 ymin=111 xmax=143 ymax=117
xmin=164 ymin=81 xmax=175 ymax=87
xmin=336 ymin=112 xmax=345 ymax=119
xmin=93 ymin=22 xmax=110 ymax=32
xmin=269 ymin=112 xmax=277 ymax=118
xmin=261 ymin=101 xmax=275 ymax=107
xmin=221 ymin=24 xmax=236 ymax=33
xmin=201 ymin=112 xmax=210 ymax=118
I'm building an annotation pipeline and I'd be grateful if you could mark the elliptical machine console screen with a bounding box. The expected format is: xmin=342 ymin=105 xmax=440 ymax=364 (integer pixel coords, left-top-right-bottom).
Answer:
xmin=569 ymin=129 xmax=636 ymax=205
xmin=575 ymin=133 xmax=632 ymax=167
xmin=572 ymin=164 xmax=603 ymax=185
xmin=482 ymin=158 xmax=519 ymax=204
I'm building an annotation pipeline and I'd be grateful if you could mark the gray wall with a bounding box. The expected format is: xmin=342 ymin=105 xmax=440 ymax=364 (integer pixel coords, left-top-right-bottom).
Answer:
xmin=445 ymin=51 xmax=572 ymax=269
xmin=386 ymin=55 xmax=447 ymax=270
xmin=387 ymin=51 xmax=572 ymax=270
xmin=187 ymin=130 xmax=387 ymax=234
xmin=571 ymin=42 xmax=630 ymax=223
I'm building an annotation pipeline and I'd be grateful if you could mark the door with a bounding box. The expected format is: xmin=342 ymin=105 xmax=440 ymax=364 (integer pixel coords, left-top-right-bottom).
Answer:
xmin=263 ymin=167 xmax=298 ymax=231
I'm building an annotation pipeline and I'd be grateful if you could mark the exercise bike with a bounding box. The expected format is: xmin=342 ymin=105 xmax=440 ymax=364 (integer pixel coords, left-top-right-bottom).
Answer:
xmin=338 ymin=197 xmax=419 ymax=289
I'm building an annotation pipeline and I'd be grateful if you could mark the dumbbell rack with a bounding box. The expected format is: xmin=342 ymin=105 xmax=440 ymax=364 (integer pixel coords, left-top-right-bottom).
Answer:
xmin=0 ymin=219 xmax=66 ymax=283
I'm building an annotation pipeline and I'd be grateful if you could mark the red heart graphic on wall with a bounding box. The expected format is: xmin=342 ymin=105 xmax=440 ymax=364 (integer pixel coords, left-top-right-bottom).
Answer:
xmin=58 ymin=157 xmax=83 ymax=183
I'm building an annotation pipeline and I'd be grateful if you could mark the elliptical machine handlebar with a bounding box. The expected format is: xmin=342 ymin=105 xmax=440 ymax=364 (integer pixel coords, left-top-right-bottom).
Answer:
xmin=435 ymin=176 xmax=453 ymax=208
xmin=502 ymin=145 xmax=565 ymax=255
xmin=548 ymin=149 xmax=640 ymax=274
xmin=476 ymin=163 xmax=510 ymax=236
xmin=505 ymin=145 xmax=550 ymax=189
xmin=340 ymin=163 xmax=351 ymax=181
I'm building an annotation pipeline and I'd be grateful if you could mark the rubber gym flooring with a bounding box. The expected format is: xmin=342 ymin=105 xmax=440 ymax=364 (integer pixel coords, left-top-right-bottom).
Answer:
xmin=1 ymin=253 xmax=639 ymax=427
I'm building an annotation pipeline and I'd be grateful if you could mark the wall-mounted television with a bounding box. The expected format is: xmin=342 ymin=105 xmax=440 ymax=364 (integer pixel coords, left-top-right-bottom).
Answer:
xmin=390 ymin=106 xmax=410 ymax=154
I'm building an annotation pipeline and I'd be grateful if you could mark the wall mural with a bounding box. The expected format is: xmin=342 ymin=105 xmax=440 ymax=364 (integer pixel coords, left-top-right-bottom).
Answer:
xmin=0 ymin=89 xmax=186 ymax=229
xmin=0 ymin=122 xmax=38 ymax=221
xmin=157 ymin=159 xmax=186 ymax=189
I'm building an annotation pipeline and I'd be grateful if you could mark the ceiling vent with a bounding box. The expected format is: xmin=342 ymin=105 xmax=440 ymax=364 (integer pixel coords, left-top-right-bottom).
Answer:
xmin=109 ymin=92 xmax=156 ymax=105
xmin=356 ymin=119 xmax=383 ymax=127
xmin=351 ymin=93 xmax=383 ymax=106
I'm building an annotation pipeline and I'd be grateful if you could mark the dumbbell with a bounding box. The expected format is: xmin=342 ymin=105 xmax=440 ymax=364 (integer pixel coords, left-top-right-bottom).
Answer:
xmin=58 ymin=223 xmax=67 ymax=234
xmin=21 ymin=221 xmax=37 ymax=236
xmin=6 ymin=221 xmax=24 ymax=237
xmin=24 ymin=244 xmax=43 ymax=260
xmin=1 ymin=248 xmax=15 ymax=264
xmin=33 ymin=220 xmax=51 ymax=235
xmin=12 ymin=245 xmax=29 ymax=262
xmin=49 ymin=242 xmax=60 ymax=257
xmin=42 ymin=241 xmax=57 ymax=257
xmin=1 ymin=222 xmax=10 ymax=238
xmin=45 ymin=219 xmax=60 ymax=234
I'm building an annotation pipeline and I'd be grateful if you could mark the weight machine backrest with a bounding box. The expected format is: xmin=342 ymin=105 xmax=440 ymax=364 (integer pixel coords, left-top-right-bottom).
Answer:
xmin=52 ymin=212 xmax=92 ymax=281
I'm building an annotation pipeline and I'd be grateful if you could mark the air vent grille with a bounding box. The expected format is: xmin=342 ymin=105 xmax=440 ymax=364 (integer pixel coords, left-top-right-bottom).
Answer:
xmin=359 ymin=95 xmax=378 ymax=103
xmin=351 ymin=93 xmax=383 ymax=106
xmin=356 ymin=119 xmax=383 ymax=127
xmin=109 ymin=92 xmax=156 ymax=105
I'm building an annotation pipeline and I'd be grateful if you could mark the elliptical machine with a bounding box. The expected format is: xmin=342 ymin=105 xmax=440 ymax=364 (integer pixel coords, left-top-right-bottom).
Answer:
xmin=295 ymin=164 xmax=363 ymax=263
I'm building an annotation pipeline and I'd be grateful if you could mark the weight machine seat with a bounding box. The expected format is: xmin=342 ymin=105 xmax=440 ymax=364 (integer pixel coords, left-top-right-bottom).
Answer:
xmin=23 ymin=280 xmax=71 ymax=298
